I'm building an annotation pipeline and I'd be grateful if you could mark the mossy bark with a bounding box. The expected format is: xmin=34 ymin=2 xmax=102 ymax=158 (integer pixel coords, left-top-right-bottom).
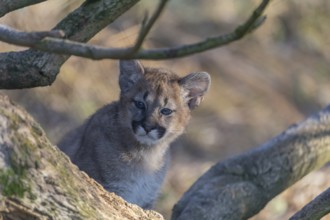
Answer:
xmin=0 ymin=95 xmax=163 ymax=220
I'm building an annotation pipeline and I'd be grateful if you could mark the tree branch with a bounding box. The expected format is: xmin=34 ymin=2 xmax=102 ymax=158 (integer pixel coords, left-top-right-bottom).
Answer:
xmin=0 ymin=25 xmax=65 ymax=44
xmin=0 ymin=0 xmax=140 ymax=89
xmin=0 ymin=0 xmax=268 ymax=89
xmin=289 ymin=187 xmax=330 ymax=220
xmin=0 ymin=0 xmax=169 ymax=59
xmin=133 ymin=0 xmax=268 ymax=59
xmin=171 ymin=105 xmax=330 ymax=220
xmin=0 ymin=0 xmax=269 ymax=61
xmin=0 ymin=0 xmax=47 ymax=18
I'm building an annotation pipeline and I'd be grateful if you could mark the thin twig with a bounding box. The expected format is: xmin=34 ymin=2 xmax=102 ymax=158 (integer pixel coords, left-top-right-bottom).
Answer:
xmin=289 ymin=187 xmax=330 ymax=220
xmin=130 ymin=0 xmax=169 ymax=53
xmin=0 ymin=0 xmax=270 ymax=60
xmin=133 ymin=0 xmax=269 ymax=59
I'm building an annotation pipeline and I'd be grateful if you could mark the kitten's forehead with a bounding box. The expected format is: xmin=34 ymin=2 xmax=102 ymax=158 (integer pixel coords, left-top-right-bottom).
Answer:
xmin=134 ymin=69 xmax=180 ymax=104
xmin=135 ymin=88 xmax=176 ymax=107
xmin=144 ymin=68 xmax=179 ymax=84
xmin=144 ymin=68 xmax=180 ymax=94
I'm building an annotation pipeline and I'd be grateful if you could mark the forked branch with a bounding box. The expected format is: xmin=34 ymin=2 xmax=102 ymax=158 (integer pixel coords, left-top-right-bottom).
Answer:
xmin=0 ymin=0 xmax=270 ymax=60
xmin=0 ymin=0 xmax=139 ymax=89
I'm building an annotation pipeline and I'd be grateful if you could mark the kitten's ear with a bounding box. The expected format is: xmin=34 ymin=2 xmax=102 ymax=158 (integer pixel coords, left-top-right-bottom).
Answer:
xmin=119 ymin=60 xmax=145 ymax=93
xmin=179 ymin=72 xmax=211 ymax=110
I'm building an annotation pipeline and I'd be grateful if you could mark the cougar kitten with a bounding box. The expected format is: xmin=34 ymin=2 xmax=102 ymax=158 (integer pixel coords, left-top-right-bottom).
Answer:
xmin=58 ymin=60 xmax=211 ymax=209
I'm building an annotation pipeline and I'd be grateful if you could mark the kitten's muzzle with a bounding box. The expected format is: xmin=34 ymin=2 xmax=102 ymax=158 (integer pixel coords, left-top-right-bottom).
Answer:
xmin=132 ymin=120 xmax=166 ymax=139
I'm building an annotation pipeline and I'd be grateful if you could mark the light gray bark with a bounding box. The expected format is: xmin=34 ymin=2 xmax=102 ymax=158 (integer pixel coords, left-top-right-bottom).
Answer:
xmin=172 ymin=105 xmax=330 ymax=220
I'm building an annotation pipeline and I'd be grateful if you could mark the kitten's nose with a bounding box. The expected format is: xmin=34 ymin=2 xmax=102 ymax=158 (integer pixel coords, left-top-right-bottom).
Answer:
xmin=142 ymin=123 xmax=156 ymax=133
xmin=142 ymin=122 xmax=166 ymax=139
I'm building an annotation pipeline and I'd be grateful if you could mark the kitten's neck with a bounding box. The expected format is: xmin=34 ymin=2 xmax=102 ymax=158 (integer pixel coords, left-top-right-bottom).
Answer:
xmin=120 ymin=141 xmax=170 ymax=172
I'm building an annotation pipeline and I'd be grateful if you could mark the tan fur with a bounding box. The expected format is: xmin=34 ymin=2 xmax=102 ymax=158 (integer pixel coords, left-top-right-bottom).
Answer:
xmin=58 ymin=60 xmax=210 ymax=209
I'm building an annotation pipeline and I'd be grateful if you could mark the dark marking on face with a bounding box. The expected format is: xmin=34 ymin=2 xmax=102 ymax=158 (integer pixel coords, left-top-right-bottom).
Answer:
xmin=164 ymin=97 xmax=168 ymax=106
xmin=157 ymin=126 xmax=166 ymax=139
xmin=143 ymin=91 xmax=149 ymax=101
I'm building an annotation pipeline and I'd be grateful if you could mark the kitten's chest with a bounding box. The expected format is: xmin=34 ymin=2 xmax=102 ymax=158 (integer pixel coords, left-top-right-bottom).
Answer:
xmin=106 ymin=143 xmax=170 ymax=207
xmin=120 ymin=166 xmax=165 ymax=207
xmin=121 ymin=143 xmax=170 ymax=172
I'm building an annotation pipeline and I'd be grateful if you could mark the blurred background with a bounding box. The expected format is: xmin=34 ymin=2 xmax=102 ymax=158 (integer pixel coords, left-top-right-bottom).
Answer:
xmin=1 ymin=0 xmax=330 ymax=219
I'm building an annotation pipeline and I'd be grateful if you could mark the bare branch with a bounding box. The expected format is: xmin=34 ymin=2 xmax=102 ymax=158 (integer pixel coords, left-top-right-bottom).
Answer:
xmin=0 ymin=25 xmax=64 ymax=44
xmin=289 ymin=187 xmax=330 ymax=220
xmin=0 ymin=0 xmax=47 ymax=17
xmin=131 ymin=0 xmax=169 ymax=53
xmin=134 ymin=0 xmax=269 ymax=59
xmin=0 ymin=0 xmax=140 ymax=89
xmin=0 ymin=0 xmax=170 ymax=59
xmin=0 ymin=0 xmax=269 ymax=60
xmin=171 ymin=106 xmax=330 ymax=220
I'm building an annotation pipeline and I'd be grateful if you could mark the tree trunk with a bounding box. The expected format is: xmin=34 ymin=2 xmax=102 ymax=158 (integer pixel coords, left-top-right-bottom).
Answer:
xmin=0 ymin=95 xmax=163 ymax=220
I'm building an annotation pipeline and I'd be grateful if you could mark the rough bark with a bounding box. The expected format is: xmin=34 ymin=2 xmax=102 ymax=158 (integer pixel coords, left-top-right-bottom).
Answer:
xmin=172 ymin=105 xmax=330 ymax=220
xmin=0 ymin=0 xmax=139 ymax=89
xmin=0 ymin=95 xmax=163 ymax=220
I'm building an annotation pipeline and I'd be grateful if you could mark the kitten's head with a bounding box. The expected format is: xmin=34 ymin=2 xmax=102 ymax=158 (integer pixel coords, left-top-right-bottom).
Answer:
xmin=118 ymin=60 xmax=210 ymax=146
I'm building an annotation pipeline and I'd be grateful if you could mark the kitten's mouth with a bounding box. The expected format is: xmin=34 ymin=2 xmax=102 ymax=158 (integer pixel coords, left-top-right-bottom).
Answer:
xmin=131 ymin=121 xmax=166 ymax=145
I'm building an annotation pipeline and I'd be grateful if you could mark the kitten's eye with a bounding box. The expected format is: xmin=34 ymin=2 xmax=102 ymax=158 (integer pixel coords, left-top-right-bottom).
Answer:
xmin=134 ymin=101 xmax=146 ymax=110
xmin=160 ymin=108 xmax=173 ymax=116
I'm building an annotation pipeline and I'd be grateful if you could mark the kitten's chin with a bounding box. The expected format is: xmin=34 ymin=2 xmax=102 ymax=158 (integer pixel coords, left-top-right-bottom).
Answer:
xmin=135 ymin=135 xmax=159 ymax=146
xmin=131 ymin=123 xmax=164 ymax=146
